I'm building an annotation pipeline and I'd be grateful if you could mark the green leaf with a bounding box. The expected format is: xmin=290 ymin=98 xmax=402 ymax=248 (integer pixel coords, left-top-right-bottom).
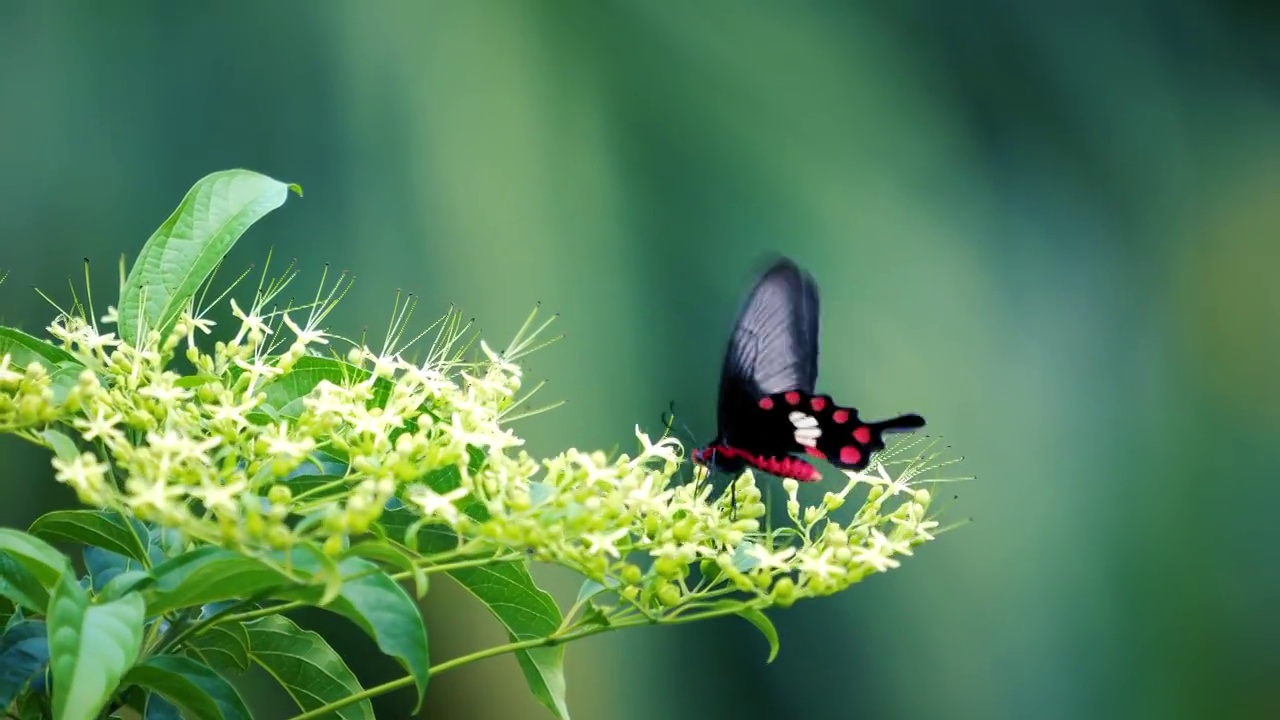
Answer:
xmin=137 ymin=547 xmax=298 ymax=616
xmin=378 ymin=464 xmax=566 ymax=715
xmin=344 ymin=540 xmax=428 ymax=599
xmin=715 ymin=602 xmax=779 ymax=664
xmin=144 ymin=693 xmax=182 ymax=720
xmin=0 ymin=620 xmax=50 ymax=708
xmin=125 ymin=655 xmax=251 ymax=720
xmin=47 ymin=362 xmax=89 ymax=405
xmin=98 ymin=570 xmax=151 ymax=602
xmin=118 ymin=169 xmax=299 ymax=345
xmin=39 ymin=429 xmax=81 ymax=462
xmin=448 ymin=564 xmax=568 ymax=719
xmin=573 ymin=576 xmax=618 ymax=608
xmin=0 ymin=327 xmax=78 ymax=370
xmin=185 ymin=622 xmax=251 ymax=672
xmin=277 ymin=555 xmax=430 ymax=707
xmin=0 ymin=529 xmax=73 ymax=613
xmin=46 ymin=572 xmax=146 ymax=720
xmin=0 ymin=554 xmax=52 ymax=614
xmin=29 ymin=510 xmax=151 ymax=566
xmin=245 ymin=615 xmax=373 ymax=720
xmin=259 ymin=356 xmax=370 ymax=419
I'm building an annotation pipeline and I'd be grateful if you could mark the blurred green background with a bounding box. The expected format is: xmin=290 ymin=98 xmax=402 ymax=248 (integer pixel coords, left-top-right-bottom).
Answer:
xmin=2 ymin=2 xmax=1277 ymax=719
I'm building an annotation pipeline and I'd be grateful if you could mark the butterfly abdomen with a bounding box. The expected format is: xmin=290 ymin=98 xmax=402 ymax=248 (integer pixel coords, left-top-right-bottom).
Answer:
xmin=696 ymin=443 xmax=823 ymax=482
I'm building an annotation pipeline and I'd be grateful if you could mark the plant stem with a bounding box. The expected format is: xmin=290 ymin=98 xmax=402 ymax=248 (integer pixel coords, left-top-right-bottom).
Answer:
xmin=281 ymin=600 xmax=757 ymax=720
xmin=282 ymin=623 xmax=624 ymax=720
xmin=217 ymin=600 xmax=304 ymax=626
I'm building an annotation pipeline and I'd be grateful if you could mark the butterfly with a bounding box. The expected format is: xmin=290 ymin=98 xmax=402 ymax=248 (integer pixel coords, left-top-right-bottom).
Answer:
xmin=690 ymin=257 xmax=926 ymax=484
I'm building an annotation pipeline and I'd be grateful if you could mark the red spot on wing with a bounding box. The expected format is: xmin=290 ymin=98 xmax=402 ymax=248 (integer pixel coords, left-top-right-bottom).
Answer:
xmin=839 ymin=446 xmax=862 ymax=465
xmin=784 ymin=391 xmax=800 ymax=405
xmin=832 ymin=410 xmax=849 ymax=424
xmin=805 ymin=446 xmax=826 ymax=460
xmin=810 ymin=396 xmax=826 ymax=412
xmin=758 ymin=397 xmax=774 ymax=410
xmin=853 ymin=426 xmax=872 ymax=444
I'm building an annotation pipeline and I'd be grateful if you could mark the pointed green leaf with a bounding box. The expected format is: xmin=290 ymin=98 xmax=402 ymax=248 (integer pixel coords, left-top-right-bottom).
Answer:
xmin=0 ymin=530 xmax=73 ymax=612
xmin=125 ymin=655 xmax=251 ymax=720
xmin=137 ymin=547 xmax=296 ymax=616
xmin=118 ymin=169 xmax=299 ymax=345
xmin=47 ymin=573 xmax=145 ymax=720
xmin=343 ymin=540 xmax=428 ymax=598
xmin=245 ymin=615 xmax=373 ymax=720
xmin=185 ymin=622 xmax=251 ymax=673
xmin=0 ymin=554 xmax=52 ymax=614
xmin=276 ymin=555 xmax=429 ymax=707
xmin=449 ymin=564 xmax=568 ymax=719
xmin=376 ymin=498 xmax=564 ymax=716
xmin=144 ymin=693 xmax=182 ymax=720
xmin=0 ymin=620 xmax=49 ymax=707
xmin=38 ymin=430 xmax=81 ymax=463
xmin=29 ymin=510 xmax=151 ymax=565
xmin=715 ymin=602 xmax=779 ymax=664
xmin=0 ymin=327 xmax=78 ymax=370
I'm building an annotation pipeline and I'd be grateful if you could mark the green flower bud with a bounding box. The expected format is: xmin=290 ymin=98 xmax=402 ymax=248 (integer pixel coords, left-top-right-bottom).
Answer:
xmin=654 ymin=556 xmax=682 ymax=579
xmin=267 ymin=485 xmax=292 ymax=506
xmin=772 ymin=577 xmax=796 ymax=607
xmin=323 ymin=534 xmax=344 ymax=557
xmin=672 ymin=518 xmax=695 ymax=543
xmin=620 ymin=563 xmax=643 ymax=586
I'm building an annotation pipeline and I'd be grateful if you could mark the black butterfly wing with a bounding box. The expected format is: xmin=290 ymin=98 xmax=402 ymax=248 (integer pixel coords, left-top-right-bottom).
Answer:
xmin=716 ymin=258 xmax=820 ymax=445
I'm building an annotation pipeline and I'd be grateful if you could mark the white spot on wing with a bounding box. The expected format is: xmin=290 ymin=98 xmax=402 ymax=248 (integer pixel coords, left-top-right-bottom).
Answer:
xmin=789 ymin=412 xmax=819 ymax=428
xmin=790 ymin=412 xmax=822 ymax=446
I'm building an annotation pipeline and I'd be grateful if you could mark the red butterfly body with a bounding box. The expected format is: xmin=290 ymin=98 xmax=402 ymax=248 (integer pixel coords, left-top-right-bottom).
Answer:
xmin=690 ymin=258 xmax=925 ymax=482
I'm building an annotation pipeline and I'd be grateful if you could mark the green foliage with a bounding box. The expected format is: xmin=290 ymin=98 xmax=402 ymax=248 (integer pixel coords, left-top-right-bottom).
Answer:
xmin=0 ymin=168 xmax=961 ymax=719
xmin=0 ymin=530 xmax=72 ymax=614
xmin=0 ymin=328 xmax=78 ymax=371
xmin=450 ymin=563 xmax=568 ymax=718
xmin=30 ymin=510 xmax=152 ymax=565
xmin=137 ymin=548 xmax=300 ymax=617
xmin=275 ymin=554 xmax=431 ymax=707
xmin=47 ymin=572 xmax=146 ymax=720
xmin=125 ymin=655 xmax=252 ymax=720
xmin=117 ymin=169 xmax=300 ymax=346
xmin=245 ymin=615 xmax=374 ymax=720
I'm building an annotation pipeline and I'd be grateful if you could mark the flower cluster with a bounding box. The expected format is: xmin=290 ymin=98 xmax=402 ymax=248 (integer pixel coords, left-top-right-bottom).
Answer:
xmin=0 ymin=270 xmax=961 ymax=614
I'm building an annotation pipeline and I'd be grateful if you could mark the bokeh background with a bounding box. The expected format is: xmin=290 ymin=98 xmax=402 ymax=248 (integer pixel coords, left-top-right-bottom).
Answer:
xmin=2 ymin=2 xmax=1278 ymax=719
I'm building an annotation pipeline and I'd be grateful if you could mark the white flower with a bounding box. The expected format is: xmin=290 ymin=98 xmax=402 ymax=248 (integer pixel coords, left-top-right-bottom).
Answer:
xmin=233 ymin=355 xmax=284 ymax=392
xmin=747 ymin=543 xmax=797 ymax=572
xmin=74 ymin=406 xmax=124 ymax=443
xmin=189 ymin=476 xmax=248 ymax=516
xmin=851 ymin=530 xmax=904 ymax=572
xmin=139 ymin=375 xmax=194 ymax=404
xmin=262 ymin=421 xmax=316 ymax=460
xmin=282 ymin=312 xmax=329 ymax=348
xmin=797 ymin=547 xmax=847 ymax=581
xmin=207 ymin=394 xmax=261 ymax=431
xmin=408 ymin=485 xmax=470 ymax=525
xmin=230 ymin=298 xmax=273 ymax=337
xmin=51 ymin=452 xmax=110 ymax=498
xmin=0 ymin=355 xmax=24 ymax=386
xmin=184 ymin=312 xmax=216 ymax=349
xmin=632 ymin=425 xmax=681 ymax=467
xmin=582 ymin=528 xmax=629 ymax=558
